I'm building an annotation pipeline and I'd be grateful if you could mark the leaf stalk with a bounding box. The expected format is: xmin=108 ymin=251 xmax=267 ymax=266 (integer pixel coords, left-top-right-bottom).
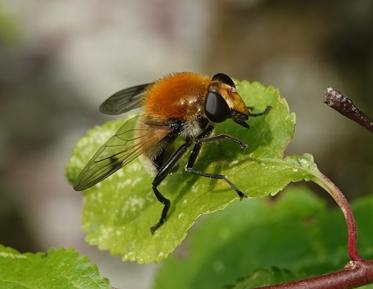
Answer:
xmin=313 ymin=172 xmax=361 ymax=261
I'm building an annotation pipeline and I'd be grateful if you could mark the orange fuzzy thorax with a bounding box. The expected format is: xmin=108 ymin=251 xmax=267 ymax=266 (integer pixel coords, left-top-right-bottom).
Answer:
xmin=144 ymin=72 xmax=211 ymax=121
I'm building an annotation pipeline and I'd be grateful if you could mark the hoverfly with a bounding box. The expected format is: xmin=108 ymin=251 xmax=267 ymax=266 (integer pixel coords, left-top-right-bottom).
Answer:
xmin=74 ymin=72 xmax=270 ymax=234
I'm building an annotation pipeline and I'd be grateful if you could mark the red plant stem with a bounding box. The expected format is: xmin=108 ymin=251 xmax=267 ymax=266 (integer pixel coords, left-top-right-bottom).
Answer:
xmin=257 ymin=260 xmax=373 ymax=289
xmin=314 ymin=172 xmax=361 ymax=261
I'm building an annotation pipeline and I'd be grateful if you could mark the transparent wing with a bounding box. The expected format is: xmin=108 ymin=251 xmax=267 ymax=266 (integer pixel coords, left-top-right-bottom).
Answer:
xmin=73 ymin=118 xmax=170 ymax=191
xmin=99 ymin=83 xmax=153 ymax=115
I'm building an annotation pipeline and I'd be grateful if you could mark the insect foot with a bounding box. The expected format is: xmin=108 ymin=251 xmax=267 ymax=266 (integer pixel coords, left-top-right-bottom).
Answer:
xmin=150 ymin=223 xmax=162 ymax=235
xmin=237 ymin=190 xmax=247 ymax=200
xmin=239 ymin=142 xmax=249 ymax=150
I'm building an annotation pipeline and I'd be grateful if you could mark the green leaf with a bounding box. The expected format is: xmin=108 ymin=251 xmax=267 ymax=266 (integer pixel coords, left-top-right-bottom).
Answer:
xmin=153 ymin=187 xmax=373 ymax=289
xmin=66 ymin=81 xmax=320 ymax=263
xmin=0 ymin=246 xmax=110 ymax=289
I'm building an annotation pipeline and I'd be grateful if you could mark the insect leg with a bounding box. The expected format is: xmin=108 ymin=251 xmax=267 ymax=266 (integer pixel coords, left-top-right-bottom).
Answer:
xmin=185 ymin=136 xmax=247 ymax=200
xmin=150 ymin=141 xmax=191 ymax=234
xmin=249 ymin=105 xmax=272 ymax=117
xmin=197 ymin=134 xmax=248 ymax=150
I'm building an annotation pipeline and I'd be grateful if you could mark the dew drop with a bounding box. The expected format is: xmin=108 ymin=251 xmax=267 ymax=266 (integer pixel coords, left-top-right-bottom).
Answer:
xmin=131 ymin=177 xmax=142 ymax=186
xmin=298 ymin=158 xmax=309 ymax=167
xmin=213 ymin=260 xmax=225 ymax=272
xmin=124 ymin=251 xmax=134 ymax=259
xmin=129 ymin=197 xmax=145 ymax=211
xmin=118 ymin=179 xmax=132 ymax=189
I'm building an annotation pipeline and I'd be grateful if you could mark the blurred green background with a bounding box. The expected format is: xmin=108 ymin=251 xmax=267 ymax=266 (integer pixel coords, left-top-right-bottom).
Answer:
xmin=0 ymin=0 xmax=372 ymax=288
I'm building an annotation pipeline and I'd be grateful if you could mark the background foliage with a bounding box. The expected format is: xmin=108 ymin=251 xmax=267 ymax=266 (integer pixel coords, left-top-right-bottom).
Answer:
xmin=153 ymin=187 xmax=373 ymax=289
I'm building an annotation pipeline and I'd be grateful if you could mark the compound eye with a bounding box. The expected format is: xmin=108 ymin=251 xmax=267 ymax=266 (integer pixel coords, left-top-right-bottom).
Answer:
xmin=212 ymin=73 xmax=236 ymax=88
xmin=205 ymin=91 xmax=231 ymax=123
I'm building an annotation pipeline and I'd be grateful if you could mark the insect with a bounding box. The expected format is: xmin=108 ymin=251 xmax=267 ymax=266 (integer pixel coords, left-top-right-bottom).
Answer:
xmin=74 ymin=72 xmax=270 ymax=234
